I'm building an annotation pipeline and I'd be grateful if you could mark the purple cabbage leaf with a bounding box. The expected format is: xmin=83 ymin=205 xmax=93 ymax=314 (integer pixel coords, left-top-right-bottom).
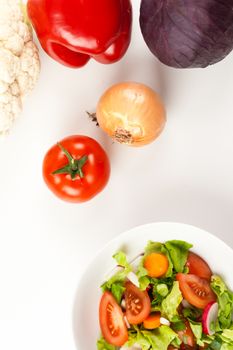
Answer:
xmin=140 ymin=0 xmax=233 ymax=68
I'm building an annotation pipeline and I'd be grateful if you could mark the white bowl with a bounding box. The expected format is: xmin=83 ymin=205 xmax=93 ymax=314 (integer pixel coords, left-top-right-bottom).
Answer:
xmin=72 ymin=222 xmax=233 ymax=349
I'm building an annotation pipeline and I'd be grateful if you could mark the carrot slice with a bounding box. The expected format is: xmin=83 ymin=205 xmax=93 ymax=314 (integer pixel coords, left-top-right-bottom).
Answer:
xmin=144 ymin=253 xmax=169 ymax=278
xmin=143 ymin=313 xmax=161 ymax=329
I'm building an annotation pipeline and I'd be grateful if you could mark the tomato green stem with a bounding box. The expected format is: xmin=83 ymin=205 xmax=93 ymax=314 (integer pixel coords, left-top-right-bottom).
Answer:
xmin=52 ymin=143 xmax=88 ymax=179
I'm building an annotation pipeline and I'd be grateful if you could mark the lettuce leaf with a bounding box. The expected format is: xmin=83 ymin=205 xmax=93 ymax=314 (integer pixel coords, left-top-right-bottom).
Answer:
xmin=127 ymin=325 xmax=181 ymax=350
xmin=161 ymin=281 xmax=183 ymax=321
xmin=156 ymin=283 xmax=169 ymax=297
xmin=207 ymin=337 xmax=223 ymax=350
xmin=218 ymin=329 xmax=233 ymax=345
xmin=182 ymin=306 xmax=202 ymax=321
xmin=110 ymin=283 xmax=125 ymax=304
xmin=188 ymin=319 xmax=204 ymax=346
xmin=164 ymin=240 xmax=193 ymax=273
xmin=127 ymin=329 xmax=151 ymax=350
xmin=101 ymin=251 xmax=132 ymax=303
xmin=220 ymin=344 xmax=233 ymax=350
xmin=211 ymin=275 xmax=233 ymax=330
xmin=142 ymin=326 xmax=181 ymax=350
xmin=201 ymin=331 xmax=233 ymax=350
xmin=97 ymin=337 xmax=117 ymax=350
xmin=150 ymin=277 xmax=175 ymax=311
xmin=136 ymin=264 xmax=151 ymax=291
xmin=112 ymin=251 xmax=130 ymax=268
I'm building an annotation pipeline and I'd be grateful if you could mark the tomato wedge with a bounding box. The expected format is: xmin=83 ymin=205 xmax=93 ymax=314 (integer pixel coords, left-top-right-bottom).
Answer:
xmin=99 ymin=291 xmax=128 ymax=346
xmin=124 ymin=281 xmax=151 ymax=324
xmin=176 ymin=274 xmax=216 ymax=309
xmin=186 ymin=252 xmax=212 ymax=280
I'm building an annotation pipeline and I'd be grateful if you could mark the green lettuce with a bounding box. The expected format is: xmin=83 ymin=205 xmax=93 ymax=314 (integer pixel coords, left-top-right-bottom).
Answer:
xmin=218 ymin=329 xmax=233 ymax=346
xmin=127 ymin=325 xmax=181 ymax=350
xmin=205 ymin=335 xmax=233 ymax=350
xmin=127 ymin=328 xmax=151 ymax=350
xmin=182 ymin=306 xmax=202 ymax=321
xmin=144 ymin=326 xmax=181 ymax=349
xmin=97 ymin=337 xmax=117 ymax=350
xmin=164 ymin=240 xmax=193 ymax=273
xmin=220 ymin=344 xmax=233 ymax=350
xmin=221 ymin=330 xmax=233 ymax=341
xmin=150 ymin=277 xmax=175 ymax=311
xmin=112 ymin=251 xmax=130 ymax=268
xmin=161 ymin=281 xmax=183 ymax=321
xmin=188 ymin=319 xmax=204 ymax=346
xmin=136 ymin=239 xmax=193 ymax=289
xmin=207 ymin=337 xmax=223 ymax=350
xmin=136 ymin=263 xmax=151 ymax=291
xmin=211 ymin=275 xmax=233 ymax=330
xmin=110 ymin=283 xmax=125 ymax=304
xmin=156 ymin=283 xmax=169 ymax=297
xmin=200 ymin=330 xmax=233 ymax=350
xmin=101 ymin=251 xmax=132 ymax=304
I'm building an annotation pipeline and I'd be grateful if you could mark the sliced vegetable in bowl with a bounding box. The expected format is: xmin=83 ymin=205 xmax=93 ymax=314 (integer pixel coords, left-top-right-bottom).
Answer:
xmin=97 ymin=240 xmax=233 ymax=349
xmin=73 ymin=223 xmax=233 ymax=350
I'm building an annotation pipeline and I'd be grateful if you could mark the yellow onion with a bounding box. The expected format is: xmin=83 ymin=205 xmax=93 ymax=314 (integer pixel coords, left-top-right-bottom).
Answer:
xmin=96 ymin=82 xmax=166 ymax=147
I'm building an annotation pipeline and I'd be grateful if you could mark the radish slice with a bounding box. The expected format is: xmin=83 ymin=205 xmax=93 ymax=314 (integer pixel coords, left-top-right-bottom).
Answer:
xmin=202 ymin=301 xmax=219 ymax=335
xmin=103 ymin=265 xmax=123 ymax=281
xmin=130 ymin=253 xmax=144 ymax=270
xmin=121 ymin=298 xmax=126 ymax=310
xmin=160 ymin=317 xmax=170 ymax=326
xmin=123 ymin=315 xmax=131 ymax=329
xmin=127 ymin=271 xmax=140 ymax=288
xmin=182 ymin=299 xmax=192 ymax=308
xmin=103 ymin=253 xmax=144 ymax=282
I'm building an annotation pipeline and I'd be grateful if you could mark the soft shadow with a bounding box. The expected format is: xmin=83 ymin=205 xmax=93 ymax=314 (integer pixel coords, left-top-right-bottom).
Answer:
xmin=122 ymin=185 xmax=233 ymax=249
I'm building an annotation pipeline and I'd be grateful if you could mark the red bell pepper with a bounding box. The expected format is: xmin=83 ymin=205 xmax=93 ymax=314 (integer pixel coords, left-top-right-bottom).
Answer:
xmin=27 ymin=0 xmax=132 ymax=68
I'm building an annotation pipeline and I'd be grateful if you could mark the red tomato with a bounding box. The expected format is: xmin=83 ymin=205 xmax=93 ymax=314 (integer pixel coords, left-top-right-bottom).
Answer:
xmin=124 ymin=281 xmax=151 ymax=324
xmin=186 ymin=252 xmax=212 ymax=280
xmin=177 ymin=320 xmax=196 ymax=348
xmin=43 ymin=135 xmax=110 ymax=203
xmin=176 ymin=274 xmax=216 ymax=309
xmin=99 ymin=291 xmax=128 ymax=347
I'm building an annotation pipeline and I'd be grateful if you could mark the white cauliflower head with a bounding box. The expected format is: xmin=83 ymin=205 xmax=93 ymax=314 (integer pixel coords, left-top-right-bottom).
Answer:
xmin=0 ymin=0 xmax=40 ymax=136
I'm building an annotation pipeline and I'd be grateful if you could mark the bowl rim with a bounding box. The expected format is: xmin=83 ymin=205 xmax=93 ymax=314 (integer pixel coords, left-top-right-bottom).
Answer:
xmin=72 ymin=221 xmax=233 ymax=349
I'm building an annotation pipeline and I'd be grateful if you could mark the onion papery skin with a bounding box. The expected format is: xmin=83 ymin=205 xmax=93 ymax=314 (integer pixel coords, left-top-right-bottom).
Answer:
xmin=96 ymin=82 xmax=166 ymax=147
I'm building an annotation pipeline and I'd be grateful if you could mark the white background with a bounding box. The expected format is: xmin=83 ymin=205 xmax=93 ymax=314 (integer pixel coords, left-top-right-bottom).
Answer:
xmin=0 ymin=1 xmax=233 ymax=349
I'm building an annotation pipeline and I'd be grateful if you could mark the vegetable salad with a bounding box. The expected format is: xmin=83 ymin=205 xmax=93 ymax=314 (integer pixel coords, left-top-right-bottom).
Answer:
xmin=97 ymin=240 xmax=233 ymax=350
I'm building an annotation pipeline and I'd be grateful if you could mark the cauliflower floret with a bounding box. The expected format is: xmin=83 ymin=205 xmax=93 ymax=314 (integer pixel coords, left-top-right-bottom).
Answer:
xmin=0 ymin=48 xmax=20 ymax=83
xmin=0 ymin=0 xmax=40 ymax=136
xmin=18 ymin=41 xmax=40 ymax=97
xmin=0 ymin=82 xmax=22 ymax=134
xmin=0 ymin=0 xmax=23 ymax=23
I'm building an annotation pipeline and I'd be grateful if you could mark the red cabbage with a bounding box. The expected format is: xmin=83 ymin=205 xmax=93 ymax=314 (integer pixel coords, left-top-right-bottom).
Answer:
xmin=140 ymin=0 xmax=233 ymax=68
